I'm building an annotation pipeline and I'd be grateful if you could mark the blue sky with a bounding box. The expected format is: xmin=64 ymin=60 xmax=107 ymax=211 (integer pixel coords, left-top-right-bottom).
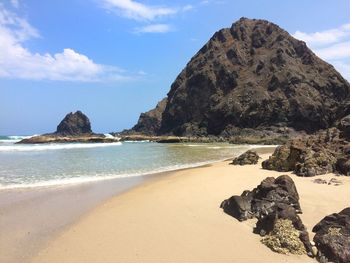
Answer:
xmin=1 ymin=0 xmax=350 ymax=135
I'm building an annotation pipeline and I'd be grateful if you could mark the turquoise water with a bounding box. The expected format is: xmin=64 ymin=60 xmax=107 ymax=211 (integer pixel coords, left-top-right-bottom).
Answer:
xmin=0 ymin=136 xmax=259 ymax=189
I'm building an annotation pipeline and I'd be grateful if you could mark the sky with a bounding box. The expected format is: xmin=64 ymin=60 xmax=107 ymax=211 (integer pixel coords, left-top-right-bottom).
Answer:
xmin=1 ymin=0 xmax=350 ymax=135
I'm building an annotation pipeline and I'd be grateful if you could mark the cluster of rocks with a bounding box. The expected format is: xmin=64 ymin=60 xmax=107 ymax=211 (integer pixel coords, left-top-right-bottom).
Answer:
xmin=220 ymin=175 xmax=313 ymax=255
xmin=231 ymin=150 xmax=260 ymax=165
xmin=262 ymin=127 xmax=350 ymax=176
xmin=221 ymin=173 xmax=350 ymax=262
xmin=313 ymin=178 xmax=343 ymax=186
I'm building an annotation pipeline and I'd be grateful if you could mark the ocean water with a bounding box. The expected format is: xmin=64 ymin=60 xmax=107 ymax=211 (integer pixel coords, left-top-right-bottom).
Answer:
xmin=0 ymin=135 xmax=261 ymax=190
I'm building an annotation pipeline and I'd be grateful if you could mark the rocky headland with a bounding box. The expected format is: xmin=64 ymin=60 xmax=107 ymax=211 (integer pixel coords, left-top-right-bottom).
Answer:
xmin=125 ymin=17 xmax=349 ymax=143
xmin=18 ymin=111 xmax=119 ymax=144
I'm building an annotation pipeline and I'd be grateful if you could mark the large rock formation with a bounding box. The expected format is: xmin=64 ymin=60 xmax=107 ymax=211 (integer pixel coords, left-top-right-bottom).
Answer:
xmin=131 ymin=18 xmax=350 ymax=137
xmin=56 ymin=111 xmax=92 ymax=136
xmin=131 ymin=98 xmax=167 ymax=135
xmin=262 ymin=127 xmax=350 ymax=176
xmin=313 ymin=208 xmax=350 ymax=263
xmin=220 ymin=175 xmax=313 ymax=255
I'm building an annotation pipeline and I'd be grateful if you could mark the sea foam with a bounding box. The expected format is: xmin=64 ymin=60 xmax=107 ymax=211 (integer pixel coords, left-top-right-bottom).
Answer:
xmin=0 ymin=142 xmax=122 ymax=152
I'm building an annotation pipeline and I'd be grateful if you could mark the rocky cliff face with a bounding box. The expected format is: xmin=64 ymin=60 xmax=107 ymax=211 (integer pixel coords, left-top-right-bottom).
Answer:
xmin=131 ymin=98 xmax=167 ymax=135
xmin=134 ymin=18 xmax=350 ymax=137
xmin=56 ymin=111 xmax=92 ymax=135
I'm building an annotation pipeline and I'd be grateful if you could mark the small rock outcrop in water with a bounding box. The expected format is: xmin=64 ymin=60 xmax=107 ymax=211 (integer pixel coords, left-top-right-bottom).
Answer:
xmin=129 ymin=17 xmax=350 ymax=138
xmin=56 ymin=111 xmax=92 ymax=135
xmin=231 ymin=150 xmax=259 ymax=165
xmin=262 ymin=128 xmax=350 ymax=176
xmin=220 ymin=175 xmax=312 ymax=255
xmin=18 ymin=111 xmax=119 ymax=144
xmin=312 ymin=208 xmax=350 ymax=263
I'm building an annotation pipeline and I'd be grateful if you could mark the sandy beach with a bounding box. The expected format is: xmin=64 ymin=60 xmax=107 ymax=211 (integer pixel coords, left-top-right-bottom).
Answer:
xmin=30 ymin=152 xmax=350 ymax=263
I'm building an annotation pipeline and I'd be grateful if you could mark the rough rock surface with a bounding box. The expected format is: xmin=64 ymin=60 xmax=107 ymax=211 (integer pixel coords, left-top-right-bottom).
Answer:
xmin=56 ymin=111 xmax=92 ymax=136
xmin=262 ymin=128 xmax=350 ymax=176
xmin=231 ymin=150 xmax=259 ymax=165
xmin=131 ymin=98 xmax=167 ymax=135
xmin=261 ymin=219 xmax=306 ymax=254
xmin=312 ymin=208 xmax=350 ymax=263
xmin=134 ymin=18 xmax=349 ymax=137
xmin=220 ymin=175 xmax=312 ymax=254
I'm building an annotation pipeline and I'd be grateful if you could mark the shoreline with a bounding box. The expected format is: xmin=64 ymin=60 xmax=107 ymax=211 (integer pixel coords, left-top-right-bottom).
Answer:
xmin=29 ymin=149 xmax=350 ymax=263
xmin=0 ymin=146 xmax=274 ymax=263
xmin=0 ymin=144 xmax=276 ymax=191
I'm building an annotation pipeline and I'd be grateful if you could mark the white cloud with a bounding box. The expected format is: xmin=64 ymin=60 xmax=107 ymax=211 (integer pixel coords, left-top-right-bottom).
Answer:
xmin=182 ymin=5 xmax=194 ymax=12
xmin=293 ymin=24 xmax=350 ymax=46
xmin=315 ymin=41 xmax=350 ymax=60
xmin=101 ymin=0 xmax=177 ymax=21
xmin=331 ymin=61 xmax=350 ymax=80
xmin=134 ymin=23 xmax=173 ymax=34
xmin=294 ymin=23 xmax=350 ymax=81
xmin=0 ymin=6 xmax=127 ymax=82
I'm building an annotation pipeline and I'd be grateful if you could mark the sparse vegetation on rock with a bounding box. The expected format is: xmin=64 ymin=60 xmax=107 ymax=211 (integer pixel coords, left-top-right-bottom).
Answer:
xmin=261 ymin=219 xmax=306 ymax=254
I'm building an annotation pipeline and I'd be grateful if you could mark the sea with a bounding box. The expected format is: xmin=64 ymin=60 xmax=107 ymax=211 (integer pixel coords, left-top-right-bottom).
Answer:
xmin=0 ymin=135 xmax=264 ymax=190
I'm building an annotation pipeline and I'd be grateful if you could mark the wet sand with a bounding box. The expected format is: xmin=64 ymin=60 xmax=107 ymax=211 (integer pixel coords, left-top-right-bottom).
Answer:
xmin=0 ymin=176 xmax=147 ymax=262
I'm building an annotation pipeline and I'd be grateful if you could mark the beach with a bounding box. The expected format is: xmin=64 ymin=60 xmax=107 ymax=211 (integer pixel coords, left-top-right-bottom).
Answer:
xmin=29 ymin=151 xmax=350 ymax=263
xmin=0 ymin=141 xmax=265 ymax=262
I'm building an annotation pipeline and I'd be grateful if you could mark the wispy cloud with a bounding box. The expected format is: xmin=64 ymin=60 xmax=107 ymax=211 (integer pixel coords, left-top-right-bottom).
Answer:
xmin=100 ymin=0 xmax=195 ymax=34
xmin=182 ymin=5 xmax=194 ymax=12
xmin=101 ymin=0 xmax=177 ymax=21
xmin=315 ymin=41 xmax=350 ymax=60
xmin=0 ymin=6 xmax=129 ymax=82
xmin=294 ymin=23 xmax=350 ymax=46
xmin=134 ymin=23 xmax=173 ymax=34
xmin=294 ymin=23 xmax=350 ymax=81
xmin=10 ymin=0 xmax=20 ymax=8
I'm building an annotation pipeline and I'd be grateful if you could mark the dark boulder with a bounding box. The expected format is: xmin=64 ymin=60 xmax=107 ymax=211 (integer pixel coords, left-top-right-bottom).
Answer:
xmin=220 ymin=193 xmax=253 ymax=221
xmin=313 ymin=208 xmax=350 ymax=263
xmin=231 ymin=150 xmax=260 ymax=165
xmin=220 ymin=175 xmax=312 ymax=254
xmin=56 ymin=111 xmax=92 ymax=136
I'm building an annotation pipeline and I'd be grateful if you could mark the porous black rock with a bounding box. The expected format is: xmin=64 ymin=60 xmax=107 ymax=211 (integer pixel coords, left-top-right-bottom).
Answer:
xmin=313 ymin=208 xmax=350 ymax=263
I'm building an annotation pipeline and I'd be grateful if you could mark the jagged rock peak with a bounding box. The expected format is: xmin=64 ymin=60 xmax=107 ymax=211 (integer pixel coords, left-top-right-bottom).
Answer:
xmin=56 ymin=111 xmax=92 ymax=136
xmin=156 ymin=17 xmax=350 ymax=136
